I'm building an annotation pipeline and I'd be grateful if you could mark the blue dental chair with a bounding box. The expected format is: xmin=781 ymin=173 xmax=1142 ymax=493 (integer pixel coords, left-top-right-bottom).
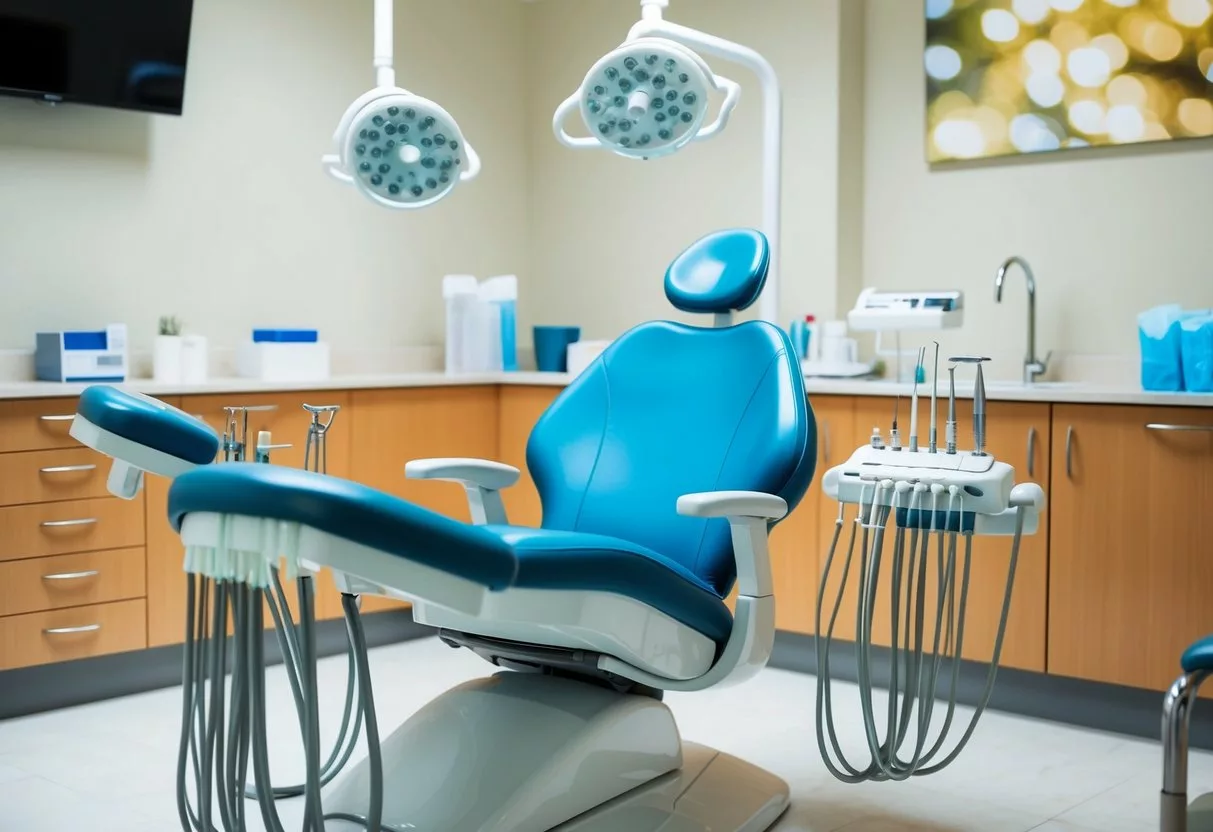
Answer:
xmin=71 ymin=228 xmax=816 ymax=832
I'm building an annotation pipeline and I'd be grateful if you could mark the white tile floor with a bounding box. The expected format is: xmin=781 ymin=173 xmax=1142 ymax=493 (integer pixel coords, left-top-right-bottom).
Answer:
xmin=0 ymin=636 xmax=1207 ymax=831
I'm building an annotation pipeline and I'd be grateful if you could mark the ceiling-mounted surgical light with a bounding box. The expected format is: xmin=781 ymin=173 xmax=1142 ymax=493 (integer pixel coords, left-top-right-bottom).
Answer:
xmin=322 ymin=0 xmax=481 ymax=209
xmin=551 ymin=0 xmax=784 ymax=325
xmin=554 ymin=37 xmax=740 ymax=159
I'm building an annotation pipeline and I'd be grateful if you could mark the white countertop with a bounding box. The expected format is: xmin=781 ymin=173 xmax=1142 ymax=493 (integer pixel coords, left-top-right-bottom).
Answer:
xmin=0 ymin=371 xmax=1210 ymax=408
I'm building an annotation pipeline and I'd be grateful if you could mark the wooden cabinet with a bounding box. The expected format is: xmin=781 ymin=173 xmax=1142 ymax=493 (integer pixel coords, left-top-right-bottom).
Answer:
xmin=0 ymin=396 xmax=150 ymax=669
xmin=349 ymin=386 xmax=499 ymax=612
xmin=810 ymin=395 xmax=1051 ymax=672
xmin=1048 ymin=404 xmax=1213 ymax=692
xmin=497 ymin=385 xmax=561 ymax=527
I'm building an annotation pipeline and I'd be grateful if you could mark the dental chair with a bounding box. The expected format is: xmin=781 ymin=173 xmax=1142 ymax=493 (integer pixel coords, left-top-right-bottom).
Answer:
xmin=70 ymin=227 xmax=815 ymax=831
xmin=1162 ymin=637 xmax=1213 ymax=832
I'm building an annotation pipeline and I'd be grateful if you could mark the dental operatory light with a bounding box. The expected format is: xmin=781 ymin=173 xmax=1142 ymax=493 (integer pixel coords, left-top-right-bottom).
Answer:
xmin=321 ymin=0 xmax=481 ymax=209
xmin=552 ymin=0 xmax=783 ymax=324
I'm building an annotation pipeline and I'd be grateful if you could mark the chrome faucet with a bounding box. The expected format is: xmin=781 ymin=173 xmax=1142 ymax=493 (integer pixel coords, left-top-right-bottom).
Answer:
xmin=994 ymin=255 xmax=1048 ymax=384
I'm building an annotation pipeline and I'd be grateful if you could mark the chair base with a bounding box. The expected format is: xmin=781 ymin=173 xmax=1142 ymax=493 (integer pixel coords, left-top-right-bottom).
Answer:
xmin=325 ymin=670 xmax=788 ymax=832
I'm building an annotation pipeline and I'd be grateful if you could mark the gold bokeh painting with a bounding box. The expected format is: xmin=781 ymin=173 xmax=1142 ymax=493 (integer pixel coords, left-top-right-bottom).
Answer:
xmin=925 ymin=0 xmax=1213 ymax=161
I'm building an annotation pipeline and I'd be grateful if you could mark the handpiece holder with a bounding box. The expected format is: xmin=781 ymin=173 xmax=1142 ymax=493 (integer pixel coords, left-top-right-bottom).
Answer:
xmin=820 ymin=445 xmax=1046 ymax=536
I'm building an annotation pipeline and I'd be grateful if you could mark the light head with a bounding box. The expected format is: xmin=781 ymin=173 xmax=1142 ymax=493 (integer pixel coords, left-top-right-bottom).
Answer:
xmin=554 ymin=37 xmax=740 ymax=160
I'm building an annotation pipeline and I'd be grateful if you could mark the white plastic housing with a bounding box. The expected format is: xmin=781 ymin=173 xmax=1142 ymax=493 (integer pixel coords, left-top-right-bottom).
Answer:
xmin=848 ymin=288 xmax=965 ymax=332
xmin=235 ymin=341 xmax=331 ymax=384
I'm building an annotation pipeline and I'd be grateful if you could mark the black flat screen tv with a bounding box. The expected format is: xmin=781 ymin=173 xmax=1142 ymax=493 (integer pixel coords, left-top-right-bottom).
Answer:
xmin=0 ymin=0 xmax=196 ymax=115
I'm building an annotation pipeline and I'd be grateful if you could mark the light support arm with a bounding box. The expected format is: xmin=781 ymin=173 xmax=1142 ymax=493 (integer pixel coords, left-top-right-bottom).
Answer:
xmin=625 ymin=14 xmax=783 ymax=325
xmin=373 ymin=0 xmax=395 ymax=89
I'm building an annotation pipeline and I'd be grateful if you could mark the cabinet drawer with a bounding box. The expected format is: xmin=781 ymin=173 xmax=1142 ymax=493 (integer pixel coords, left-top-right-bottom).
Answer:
xmin=0 ymin=497 xmax=145 ymax=562
xmin=0 ymin=548 xmax=146 ymax=617
xmin=0 ymin=599 xmax=147 ymax=670
xmin=0 ymin=398 xmax=81 ymax=453
xmin=0 ymin=447 xmax=113 ymax=506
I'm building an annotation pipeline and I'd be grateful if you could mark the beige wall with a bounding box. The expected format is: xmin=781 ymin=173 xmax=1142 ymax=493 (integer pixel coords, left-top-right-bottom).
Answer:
xmin=523 ymin=0 xmax=860 ymax=340
xmin=0 ymin=0 xmax=529 ymax=358
xmin=862 ymin=0 xmax=1213 ymax=379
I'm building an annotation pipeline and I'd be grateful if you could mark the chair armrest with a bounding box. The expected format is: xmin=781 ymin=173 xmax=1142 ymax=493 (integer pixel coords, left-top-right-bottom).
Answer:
xmin=677 ymin=490 xmax=787 ymax=599
xmin=676 ymin=490 xmax=788 ymax=521
xmin=405 ymin=458 xmax=521 ymax=525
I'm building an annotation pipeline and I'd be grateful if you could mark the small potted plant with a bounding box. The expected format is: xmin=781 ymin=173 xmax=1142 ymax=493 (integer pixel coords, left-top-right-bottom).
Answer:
xmin=153 ymin=315 xmax=184 ymax=383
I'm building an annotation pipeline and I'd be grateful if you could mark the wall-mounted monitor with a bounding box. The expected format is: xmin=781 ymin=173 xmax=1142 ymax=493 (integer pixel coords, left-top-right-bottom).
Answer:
xmin=0 ymin=0 xmax=196 ymax=116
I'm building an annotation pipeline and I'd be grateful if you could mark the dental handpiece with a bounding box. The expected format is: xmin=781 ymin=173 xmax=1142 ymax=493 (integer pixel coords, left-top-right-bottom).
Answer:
xmin=910 ymin=346 xmax=925 ymax=452
xmin=890 ymin=396 xmax=902 ymax=450
xmin=929 ymin=342 xmax=940 ymax=453
xmin=973 ymin=362 xmax=987 ymax=455
xmin=946 ymin=365 xmax=957 ymax=454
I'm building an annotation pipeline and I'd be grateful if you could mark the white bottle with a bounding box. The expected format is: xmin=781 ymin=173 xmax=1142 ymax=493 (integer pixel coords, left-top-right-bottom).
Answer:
xmin=443 ymin=275 xmax=478 ymax=374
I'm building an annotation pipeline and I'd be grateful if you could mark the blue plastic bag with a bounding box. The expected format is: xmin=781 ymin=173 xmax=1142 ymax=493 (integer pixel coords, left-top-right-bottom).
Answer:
xmin=1138 ymin=304 xmax=1184 ymax=391
xmin=1180 ymin=314 xmax=1213 ymax=394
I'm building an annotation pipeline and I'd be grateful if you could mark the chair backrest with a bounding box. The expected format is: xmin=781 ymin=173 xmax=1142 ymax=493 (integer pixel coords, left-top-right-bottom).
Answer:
xmin=526 ymin=229 xmax=817 ymax=597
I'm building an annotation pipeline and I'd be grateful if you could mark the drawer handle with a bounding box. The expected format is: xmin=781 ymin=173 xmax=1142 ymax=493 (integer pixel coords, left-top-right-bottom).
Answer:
xmin=42 ymin=570 xmax=100 ymax=581
xmin=1027 ymin=426 xmax=1037 ymax=479
xmin=39 ymin=464 xmax=98 ymax=474
xmin=40 ymin=518 xmax=98 ymax=528
xmin=39 ymin=414 xmax=76 ymax=422
xmin=1146 ymin=423 xmax=1213 ymax=433
xmin=1065 ymin=425 xmax=1074 ymax=480
xmin=43 ymin=624 xmax=101 ymax=635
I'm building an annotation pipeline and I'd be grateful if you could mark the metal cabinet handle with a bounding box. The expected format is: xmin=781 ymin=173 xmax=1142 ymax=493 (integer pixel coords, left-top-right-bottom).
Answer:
xmin=822 ymin=421 xmax=831 ymax=465
xmin=1065 ymin=425 xmax=1074 ymax=480
xmin=43 ymin=624 xmax=101 ymax=635
xmin=42 ymin=570 xmax=100 ymax=581
xmin=1146 ymin=423 xmax=1213 ymax=433
xmin=1027 ymin=426 xmax=1037 ymax=479
xmin=39 ymin=464 xmax=97 ymax=474
xmin=39 ymin=414 xmax=75 ymax=422
xmin=40 ymin=518 xmax=98 ymax=528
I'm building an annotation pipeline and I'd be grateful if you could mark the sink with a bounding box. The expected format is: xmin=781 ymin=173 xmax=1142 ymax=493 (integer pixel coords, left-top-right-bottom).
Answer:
xmin=984 ymin=380 xmax=1078 ymax=390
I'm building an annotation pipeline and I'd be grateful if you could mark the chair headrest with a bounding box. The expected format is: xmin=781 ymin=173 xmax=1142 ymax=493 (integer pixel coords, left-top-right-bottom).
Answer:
xmin=664 ymin=228 xmax=770 ymax=315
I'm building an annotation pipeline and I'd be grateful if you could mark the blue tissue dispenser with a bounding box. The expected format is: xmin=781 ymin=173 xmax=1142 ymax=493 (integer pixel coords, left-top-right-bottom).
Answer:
xmin=35 ymin=325 xmax=128 ymax=383
xmin=1138 ymin=305 xmax=1184 ymax=392
xmin=1181 ymin=315 xmax=1213 ymax=394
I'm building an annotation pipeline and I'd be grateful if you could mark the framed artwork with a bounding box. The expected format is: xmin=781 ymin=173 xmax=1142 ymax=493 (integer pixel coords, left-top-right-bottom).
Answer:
xmin=925 ymin=0 xmax=1213 ymax=161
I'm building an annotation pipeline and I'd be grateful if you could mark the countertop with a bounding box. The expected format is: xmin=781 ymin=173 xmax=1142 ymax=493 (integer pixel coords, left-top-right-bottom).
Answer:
xmin=0 ymin=371 xmax=1211 ymax=408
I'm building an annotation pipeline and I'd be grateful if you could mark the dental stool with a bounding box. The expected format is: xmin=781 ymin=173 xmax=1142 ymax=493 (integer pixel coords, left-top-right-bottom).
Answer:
xmin=165 ymin=227 xmax=816 ymax=831
xmin=1163 ymin=636 xmax=1213 ymax=832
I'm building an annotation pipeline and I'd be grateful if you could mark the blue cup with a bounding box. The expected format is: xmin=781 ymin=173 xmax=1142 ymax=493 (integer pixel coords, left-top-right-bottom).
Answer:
xmin=533 ymin=326 xmax=581 ymax=373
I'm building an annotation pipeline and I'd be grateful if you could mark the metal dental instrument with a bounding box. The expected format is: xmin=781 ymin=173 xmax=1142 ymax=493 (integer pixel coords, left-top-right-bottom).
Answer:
xmin=303 ymin=403 xmax=341 ymax=474
xmin=929 ymin=341 xmax=940 ymax=453
xmin=890 ymin=396 xmax=902 ymax=451
xmin=950 ymin=356 xmax=992 ymax=456
xmin=220 ymin=405 xmax=278 ymax=462
xmin=946 ymin=365 xmax=958 ymax=454
xmin=910 ymin=346 xmax=925 ymax=452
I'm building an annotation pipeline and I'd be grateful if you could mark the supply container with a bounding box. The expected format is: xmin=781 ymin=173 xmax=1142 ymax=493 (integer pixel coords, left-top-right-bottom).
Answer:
xmin=237 ymin=329 xmax=330 ymax=383
xmin=153 ymin=335 xmax=183 ymax=384
xmin=533 ymin=326 xmax=581 ymax=373
xmin=1180 ymin=314 xmax=1213 ymax=394
xmin=1138 ymin=304 xmax=1185 ymax=392
xmin=180 ymin=335 xmax=209 ymax=384
xmin=483 ymin=275 xmax=518 ymax=372
xmin=443 ymin=275 xmax=478 ymax=374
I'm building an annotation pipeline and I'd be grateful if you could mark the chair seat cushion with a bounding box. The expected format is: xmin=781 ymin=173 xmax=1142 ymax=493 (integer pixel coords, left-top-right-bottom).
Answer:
xmin=482 ymin=525 xmax=733 ymax=644
xmin=167 ymin=464 xmax=519 ymax=590
xmin=1182 ymin=635 xmax=1213 ymax=673
xmin=78 ymin=386 xmax=219 ymax=465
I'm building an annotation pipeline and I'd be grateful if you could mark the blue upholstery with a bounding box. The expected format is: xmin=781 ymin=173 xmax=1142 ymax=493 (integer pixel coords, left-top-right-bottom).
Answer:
xmin=483 ymin=526 xmax=733 ymax=643
xmin=1182 ymin=635 xmax=1213 ymax=673
xmin=528 ymin=318 xmax=815 ymax=597
xmin=167 ymin=464 xmax=519 ymax=590
xmin=79 ymin=385 xmax=220 ymax=465
xmin=664 ymin=228 xmax=769 ymax=314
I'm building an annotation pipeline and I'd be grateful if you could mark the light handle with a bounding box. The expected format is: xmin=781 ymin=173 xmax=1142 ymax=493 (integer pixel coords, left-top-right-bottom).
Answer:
xmin=692 ymin=74 xmax=740 ymax=143
xmin=553 ymin=94 xmax=604 ymax=150
xmin=460 ymin=141 xmax=482 ymax=182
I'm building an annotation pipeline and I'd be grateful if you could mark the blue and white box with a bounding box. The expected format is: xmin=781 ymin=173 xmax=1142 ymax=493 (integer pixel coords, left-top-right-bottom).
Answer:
xmin=35 ymin=324 xmax=129 ymax=383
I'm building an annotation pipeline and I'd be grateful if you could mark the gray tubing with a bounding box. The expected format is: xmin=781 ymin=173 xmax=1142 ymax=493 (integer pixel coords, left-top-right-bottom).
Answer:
xmin=815 ymin=499 xmax=1026 ymax=783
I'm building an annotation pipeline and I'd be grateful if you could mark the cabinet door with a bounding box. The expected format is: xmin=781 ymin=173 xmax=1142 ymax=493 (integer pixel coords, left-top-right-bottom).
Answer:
xmin=768 ymin=395 xmax=851 ymax=634
xmin=497 ymin=386 xmax=561 ymax=528
xmin=816 ymin=396 xmax=1050 ymax=672
xmin=350 ymin=387 xmax=499 ymax=612
xmin=1048 ymin=404 xmax=1213 ymax=692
